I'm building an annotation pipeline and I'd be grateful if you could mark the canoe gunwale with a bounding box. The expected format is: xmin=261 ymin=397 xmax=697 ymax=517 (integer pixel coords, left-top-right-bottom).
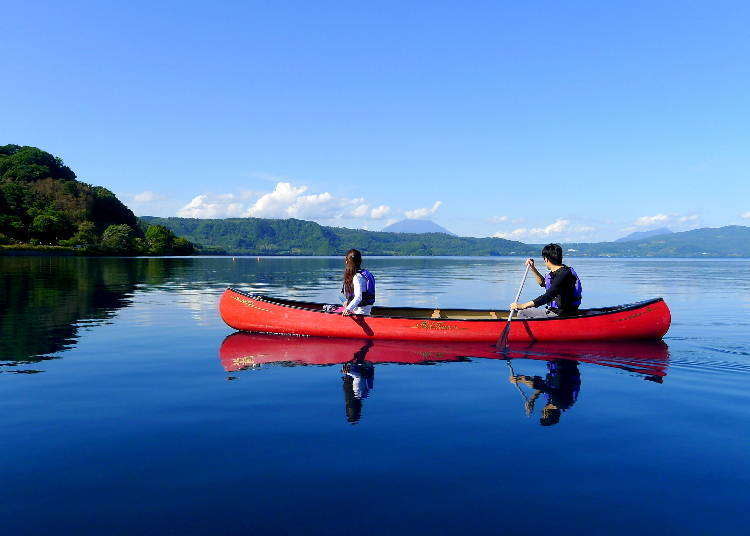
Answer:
xmin=225 ymin=287 xmax=665 ymax=323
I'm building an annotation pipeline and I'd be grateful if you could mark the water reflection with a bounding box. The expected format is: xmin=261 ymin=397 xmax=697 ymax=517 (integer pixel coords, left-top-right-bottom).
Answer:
xmin=509 ymin=360 xmax=581 ymax=426
xmin=341 ymin=341 xmax=375 ymax=423
xmin=0 ymin=257 xmax=193 ymax=363
xmin=218 ymin=333 xmax=670 ymax=425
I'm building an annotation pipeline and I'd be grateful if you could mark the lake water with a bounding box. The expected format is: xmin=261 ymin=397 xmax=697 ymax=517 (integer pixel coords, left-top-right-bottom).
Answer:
xmin=1 ymin=256 xmax=749 ymax=535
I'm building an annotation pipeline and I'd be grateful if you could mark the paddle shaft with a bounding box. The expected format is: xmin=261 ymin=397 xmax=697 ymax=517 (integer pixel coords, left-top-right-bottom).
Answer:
xmin=500 ymin=264 xmax=532 ymax=411
xmin=509 ymin=265 xmax=531 ymax=315
xmin=503 ymin=265 xmax=529 ymax=335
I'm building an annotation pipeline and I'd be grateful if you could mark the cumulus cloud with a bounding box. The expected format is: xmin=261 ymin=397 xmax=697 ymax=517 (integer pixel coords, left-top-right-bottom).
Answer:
xmin=245 ymin=182 xmax=309 ymax=217
xmin=405 ymin=201 xmax=442 ymax=219
xmin=492 ymin=219 xmax=596 ymax=241
xmin=370 ymin=205 xmax=391 ymax=219
xmin=176 ymin=181 xmax=393 ymax=225
xmin=243 ymin=182 xmax=388 ymax=222
xmin=351 ymin=204 xmax=370 ymax=218
xmin=634 ymin=213 xmax=700 ymax=228
xmin=177 ymin=195 xmax=244 ymax=218
xmin=133 ymin=190 xmax=165 ymax=203
xmin=634 ymin=214 xmax=670 ymax=227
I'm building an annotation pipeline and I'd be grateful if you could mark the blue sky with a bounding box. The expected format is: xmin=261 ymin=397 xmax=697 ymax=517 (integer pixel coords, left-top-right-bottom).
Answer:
xmin=2 ymin=1 xmax=749 ymax=241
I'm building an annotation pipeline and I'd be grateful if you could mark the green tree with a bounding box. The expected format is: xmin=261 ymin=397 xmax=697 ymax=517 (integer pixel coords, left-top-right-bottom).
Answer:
xmin=62 ymin=221 xmax=98 ymax=248
xmin=29 ymin=210 xmax=73 ymax=242
xmin=101 ymin=224 xmax=136 ymax=254
xmin=172 ymin=237 xmax=194 ymax=255
xmin=145 ymin=224 xmax=174 ymax=254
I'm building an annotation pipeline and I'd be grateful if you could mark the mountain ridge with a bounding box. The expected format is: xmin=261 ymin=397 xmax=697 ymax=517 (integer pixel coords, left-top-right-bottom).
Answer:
xmin=615 ymin=227 xmax=673 ymax=242
xmin=139 ymin=216 xmax=750 ymax=258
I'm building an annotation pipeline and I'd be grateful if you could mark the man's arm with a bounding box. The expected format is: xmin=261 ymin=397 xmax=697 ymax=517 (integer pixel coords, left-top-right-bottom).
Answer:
xmin=526 ymin=258 xmax=545 ymax=287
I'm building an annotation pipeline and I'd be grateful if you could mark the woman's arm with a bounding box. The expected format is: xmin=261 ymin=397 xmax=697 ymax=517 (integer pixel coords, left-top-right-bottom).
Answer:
xmin=343 ymin=274 xmax=364 ymax=314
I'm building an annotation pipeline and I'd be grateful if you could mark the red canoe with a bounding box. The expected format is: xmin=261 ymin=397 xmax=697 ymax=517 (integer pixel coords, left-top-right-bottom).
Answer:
xmin=218 ymin=333 xmax=670 ymax=379
xmin=219 ymin=288 xmax=671 ymax=342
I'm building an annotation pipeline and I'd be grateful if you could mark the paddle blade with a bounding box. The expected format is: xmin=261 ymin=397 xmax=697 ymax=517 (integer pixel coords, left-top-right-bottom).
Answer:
xmin=496 ymin=322 xmax=512 ymax=350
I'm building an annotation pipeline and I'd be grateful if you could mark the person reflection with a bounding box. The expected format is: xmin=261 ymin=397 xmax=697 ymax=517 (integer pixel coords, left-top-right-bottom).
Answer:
xmin=341 ymin=341 xmax=375 ymax=424
xmin=509 ymin=359 xmax=581 ymax=426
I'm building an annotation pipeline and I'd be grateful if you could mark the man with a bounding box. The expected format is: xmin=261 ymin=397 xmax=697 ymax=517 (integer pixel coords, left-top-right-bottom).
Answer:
xmin=510 ymin=243 xmax=582 ymax=318
xmin=509 ymin=359 xmax=581 ymax=426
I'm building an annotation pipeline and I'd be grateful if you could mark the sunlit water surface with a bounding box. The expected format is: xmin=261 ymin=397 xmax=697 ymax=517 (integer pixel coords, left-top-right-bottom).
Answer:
xmin=1 ymin=256 xmax=749 ymax=535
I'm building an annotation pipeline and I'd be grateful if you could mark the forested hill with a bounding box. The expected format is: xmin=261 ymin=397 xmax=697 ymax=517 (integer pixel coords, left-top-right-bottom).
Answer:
xmin=0 ymin=145 xmax=194 ymax=255
xmin=141 ymin=216 xmax=750 ymax=257
xmin=568 ymin=225 xmax=750 ymax=257
xmin=139 ymin=217 xmax=534 ymax=256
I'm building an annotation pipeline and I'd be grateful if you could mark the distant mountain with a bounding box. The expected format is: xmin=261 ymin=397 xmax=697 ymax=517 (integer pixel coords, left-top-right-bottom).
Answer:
xmin=139 ymin=216 xmax=529 ymax=256
xmin=615 ymin=227 xmax=673 ymax=242
xmin=140 ymin=216 xmax=750 ymax=258
xmin=565 ymin=226 xmax=750 ymax=257
xmin=381 ymin=219 xmax=455 ymax=235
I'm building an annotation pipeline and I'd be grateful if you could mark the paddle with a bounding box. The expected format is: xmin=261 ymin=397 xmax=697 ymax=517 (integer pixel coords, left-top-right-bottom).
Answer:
xmin=496 ymin=263 xmax=530 ymax=350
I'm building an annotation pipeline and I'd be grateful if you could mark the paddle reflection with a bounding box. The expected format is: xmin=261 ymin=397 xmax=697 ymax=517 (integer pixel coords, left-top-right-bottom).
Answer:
xmin=218 ymin=333 xmax=669 ymax=426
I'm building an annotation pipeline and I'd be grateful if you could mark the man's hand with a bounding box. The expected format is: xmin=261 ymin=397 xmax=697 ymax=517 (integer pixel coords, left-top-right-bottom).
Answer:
xmin=509 ymin=301 xmax=524 ymax=310
xmin=525 ymin=258 xmax=535 ymax=268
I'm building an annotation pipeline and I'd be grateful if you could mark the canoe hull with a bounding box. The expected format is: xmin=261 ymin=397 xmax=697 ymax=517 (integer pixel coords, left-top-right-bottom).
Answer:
xmin=218 ymin=289 xmax=671 ymax=342
xmin=219 ymin=332 xmax=670 ymax=378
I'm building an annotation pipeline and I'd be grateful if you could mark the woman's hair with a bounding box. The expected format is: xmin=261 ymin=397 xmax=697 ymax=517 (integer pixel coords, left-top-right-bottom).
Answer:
xmin=541 ymin=243 xmax=563 ymax=265
xmin=343 ymin=249 xmax=362 ymax=297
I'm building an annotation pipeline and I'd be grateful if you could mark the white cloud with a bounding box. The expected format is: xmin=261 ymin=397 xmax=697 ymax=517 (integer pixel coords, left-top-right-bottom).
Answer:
xmin=489 ymin=215 xmax=508 ymax=223
xmin=492 ymin=219 xmax=596 ymax=241
xmin=634 ymin=213 xmax=700 ymax=228
xmin=634 ymin=214 xmax=670 ymax=227
xmin=242 ymin=181 xmax=392 ymax=225
xmin=173 ymin=180 xmax=390 ymax=225
xmin=133 ymin=190 xmax=165 ymax=203
xmin=177 ymin=195 xmax=245 ymax=218
xmin=405 ymin=201 xmax=442 ymax=219
xmin=351 ymin=204 xmax=370 ymax=218
xmin=370 ymin=205 xmax=391 ymax=219
xmin=245 ymin=182 xmax=309 ymax=218
xmin=742 ymin=212 xmax=750 ymax=219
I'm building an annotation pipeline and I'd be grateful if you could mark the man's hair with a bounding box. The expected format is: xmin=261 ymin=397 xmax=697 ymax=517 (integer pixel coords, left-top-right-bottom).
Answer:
xmin=540 ymin=407 xmax=562 ymax=426
xmin=541 ymin=243 xmax=563 ymax=265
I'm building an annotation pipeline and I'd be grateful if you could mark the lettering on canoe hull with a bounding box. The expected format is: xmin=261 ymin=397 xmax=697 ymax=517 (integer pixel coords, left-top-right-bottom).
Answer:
xmin=232 ymin=356 xmax=259 ymax=369
xmin=231 ymin=295 xmax=271 ymax=312
xmin=411 ymin=320 xmax=466 ymax=331
xmin=614 ymin=306 xmax=653 ymax=322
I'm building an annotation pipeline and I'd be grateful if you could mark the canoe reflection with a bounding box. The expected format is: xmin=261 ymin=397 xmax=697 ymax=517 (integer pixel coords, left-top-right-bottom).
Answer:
xmin=218 ymin=333 xmax=669 ymax=425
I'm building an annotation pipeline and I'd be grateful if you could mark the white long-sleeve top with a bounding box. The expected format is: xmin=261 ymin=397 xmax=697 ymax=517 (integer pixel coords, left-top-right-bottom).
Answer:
xmin=345 ymin=273 xmax=373 ymax=315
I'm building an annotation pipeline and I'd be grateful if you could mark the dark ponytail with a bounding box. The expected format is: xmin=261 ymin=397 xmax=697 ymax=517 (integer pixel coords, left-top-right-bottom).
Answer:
xmin=343 ymin=249 xmax=362 ymax=297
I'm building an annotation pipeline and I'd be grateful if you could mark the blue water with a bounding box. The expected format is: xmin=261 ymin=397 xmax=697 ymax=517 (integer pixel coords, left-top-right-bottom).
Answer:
xmin=1 ymin=256 xmax=749 ymax=534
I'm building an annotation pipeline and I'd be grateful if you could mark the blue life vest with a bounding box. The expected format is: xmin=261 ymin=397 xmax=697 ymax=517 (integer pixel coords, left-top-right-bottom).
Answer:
xmin=544 ymin=266 xmax=582 ymax=310
xmin=345 ymin=269 xmax=376 ymax=306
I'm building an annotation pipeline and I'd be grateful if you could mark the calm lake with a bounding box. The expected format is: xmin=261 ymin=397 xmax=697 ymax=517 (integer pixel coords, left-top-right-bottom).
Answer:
xmin=2 ymin=256 xmax=749 ymax=535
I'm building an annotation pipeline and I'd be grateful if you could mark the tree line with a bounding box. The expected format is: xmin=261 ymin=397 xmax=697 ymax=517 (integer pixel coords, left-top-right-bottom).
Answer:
xmin=0 ymin=145 xmax=194 ymax=255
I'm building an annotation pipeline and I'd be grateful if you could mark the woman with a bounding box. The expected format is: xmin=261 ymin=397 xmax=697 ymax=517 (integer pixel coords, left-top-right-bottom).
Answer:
xmin=342 ymin=249 xmax=376 ymax=316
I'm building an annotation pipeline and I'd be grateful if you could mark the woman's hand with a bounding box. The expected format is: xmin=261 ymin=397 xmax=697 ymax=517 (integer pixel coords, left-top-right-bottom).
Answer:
xmin=342 ymin=309 xmax=352 ymax=316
